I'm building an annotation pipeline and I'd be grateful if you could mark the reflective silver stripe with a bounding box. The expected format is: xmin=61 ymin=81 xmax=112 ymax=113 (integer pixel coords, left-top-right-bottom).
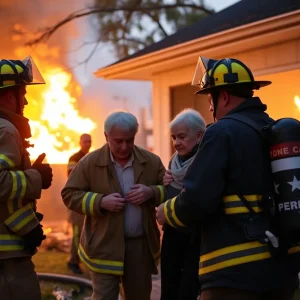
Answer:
xmin=271 ymin=157 xmax=300 ymax=173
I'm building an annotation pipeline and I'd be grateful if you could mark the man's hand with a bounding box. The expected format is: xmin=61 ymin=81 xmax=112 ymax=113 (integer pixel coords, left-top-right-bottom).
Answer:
xmin=125 ymin=184 xmax=154 ymax=205
xmin=163 ymin=169 xmax=173 ymax=186
xmin=100 ymin=193 xmax=126 ymax=212
xmin=32 ymin=153 xmax=53 ymax=189
xmin=156 ymin=203 xmax=166 ymax=225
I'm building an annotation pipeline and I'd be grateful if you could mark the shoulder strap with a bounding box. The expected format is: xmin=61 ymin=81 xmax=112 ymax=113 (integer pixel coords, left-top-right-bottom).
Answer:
xmin=221 ymin=114 xmax=270 ymax=215
xmin=222 ymin=114 xmax=266 ymax=140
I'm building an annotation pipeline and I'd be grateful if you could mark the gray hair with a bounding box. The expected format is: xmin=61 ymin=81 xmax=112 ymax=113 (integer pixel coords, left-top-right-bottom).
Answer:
xmin=170 ymin=108 xmax=206 ymax=133
xmin=104 ymin=111 xmax=139 ymax=134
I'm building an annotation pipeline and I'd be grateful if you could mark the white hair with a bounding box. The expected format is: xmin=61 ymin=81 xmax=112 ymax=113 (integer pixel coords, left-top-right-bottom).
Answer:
xmin=104 ymin=111 xmax=139 ymax=134
xmin=170 ymin=108 xmax=206 ymax=133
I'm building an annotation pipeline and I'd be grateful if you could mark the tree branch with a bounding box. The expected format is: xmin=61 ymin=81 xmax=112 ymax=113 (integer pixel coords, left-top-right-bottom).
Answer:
xmin=25 ymin=3 xmax=213 ymax=46
xmin=143 ymin=11 xmax=168 ymax=37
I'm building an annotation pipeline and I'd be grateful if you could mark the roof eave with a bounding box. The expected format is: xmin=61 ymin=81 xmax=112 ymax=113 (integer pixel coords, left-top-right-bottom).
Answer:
xmin=95 ymin=9 xmax=300 ymax=80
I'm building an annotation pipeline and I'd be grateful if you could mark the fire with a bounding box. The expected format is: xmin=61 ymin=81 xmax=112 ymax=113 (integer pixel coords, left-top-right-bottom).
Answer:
xmin=294 ymin=95 xmax=300 ymax=110
xmin=25 ymin=66 xmax=96 ymax=164
xmin=13 ymin=26 xmax=96 ymax=164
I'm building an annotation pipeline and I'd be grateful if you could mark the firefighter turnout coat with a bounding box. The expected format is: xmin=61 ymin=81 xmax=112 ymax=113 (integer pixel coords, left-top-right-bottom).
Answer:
xmin=0 ymin=109 xmax=42 ymax=259
xmin=163 ymin=97 xmax=300 ymax=291
xmin=61 ymin=144 xmax=167 ymax=275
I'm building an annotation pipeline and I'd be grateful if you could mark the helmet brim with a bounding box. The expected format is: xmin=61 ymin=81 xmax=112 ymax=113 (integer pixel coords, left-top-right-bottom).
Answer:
xmin=195 ymin=80 xmax=272 ymax=95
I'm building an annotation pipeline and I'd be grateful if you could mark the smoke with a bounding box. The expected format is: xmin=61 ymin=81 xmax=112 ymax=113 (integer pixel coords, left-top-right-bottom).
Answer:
xmin=0 ymin=0 xmax=80 ymax=62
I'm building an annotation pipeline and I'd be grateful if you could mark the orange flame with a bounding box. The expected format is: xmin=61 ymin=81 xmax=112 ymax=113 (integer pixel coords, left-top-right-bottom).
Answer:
xmin=14 ymin=39 xmax=96 ymax=164
xmin=25 ymin=66 xmax=95 ymax=164
xmin=294 ymin=95 xmax=300 ymax=110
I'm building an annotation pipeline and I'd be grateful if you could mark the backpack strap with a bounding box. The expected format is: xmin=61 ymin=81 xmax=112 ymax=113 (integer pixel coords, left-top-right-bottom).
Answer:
xmin=221 ymin=114 xmax=271 ymax=215
xmin=221 ymin=113 xmax=266 ymax=139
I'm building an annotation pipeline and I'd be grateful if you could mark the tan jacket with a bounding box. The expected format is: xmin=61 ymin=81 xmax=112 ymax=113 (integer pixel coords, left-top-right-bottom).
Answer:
xmin=0 ymin=116 xmax=42 ymax=259
xmin=61 ymin=144 xmax=167 ymax=275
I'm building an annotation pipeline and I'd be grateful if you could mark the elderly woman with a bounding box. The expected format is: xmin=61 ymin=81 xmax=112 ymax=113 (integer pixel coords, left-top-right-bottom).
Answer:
xmin=160 ymin=108 xmax=206 ymax=300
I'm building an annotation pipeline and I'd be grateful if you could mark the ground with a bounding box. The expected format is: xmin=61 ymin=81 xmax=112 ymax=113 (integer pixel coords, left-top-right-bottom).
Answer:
xmin=33 ymin=251 xmax=300 ymax=300
xmin=33 ymin=251 xmax=161 ymax=300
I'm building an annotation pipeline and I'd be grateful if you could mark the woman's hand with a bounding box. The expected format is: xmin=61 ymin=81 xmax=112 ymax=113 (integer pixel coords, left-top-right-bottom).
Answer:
xmin=163 ymin=169 xmax=173 ymax=186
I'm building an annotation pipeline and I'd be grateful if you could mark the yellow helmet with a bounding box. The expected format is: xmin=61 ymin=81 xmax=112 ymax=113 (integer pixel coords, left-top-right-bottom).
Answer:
xmin=0 ymin=56 xmax=45 ymax=89
xmin=192 ymin=57 xmax=271 ymax=94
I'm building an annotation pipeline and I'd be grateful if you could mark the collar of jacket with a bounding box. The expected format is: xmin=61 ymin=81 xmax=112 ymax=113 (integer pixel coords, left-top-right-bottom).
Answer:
xmin=94 ymin=144 xmax=148 ymax=167
xmin=226 ymin=97 xmax=267 ymax=116
xmin=0 ymin=108 xmax=31 ymax=140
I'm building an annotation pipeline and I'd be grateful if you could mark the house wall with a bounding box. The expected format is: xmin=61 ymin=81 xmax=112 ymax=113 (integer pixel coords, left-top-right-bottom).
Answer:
xmin=153 ymin=37 xmax=300 ymax=167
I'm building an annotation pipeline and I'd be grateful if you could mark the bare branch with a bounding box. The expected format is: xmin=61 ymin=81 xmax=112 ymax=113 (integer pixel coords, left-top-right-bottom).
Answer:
xmin=71 ymin=37 xmax=102 ymax=71
xmin=143 ymin=11 xmax=168 ymax=37
xmin=25 ymin=3 xmax=213 ymax=46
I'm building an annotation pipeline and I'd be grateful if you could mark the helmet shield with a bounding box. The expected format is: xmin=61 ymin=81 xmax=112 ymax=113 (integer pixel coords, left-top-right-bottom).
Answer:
xmin=21 ymin=56 xmax=45 ymax=85
xmin=191 ymin=56 xmax=217 ymax=89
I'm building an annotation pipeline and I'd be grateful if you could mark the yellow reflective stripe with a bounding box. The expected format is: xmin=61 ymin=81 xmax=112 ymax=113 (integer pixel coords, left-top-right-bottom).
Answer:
xmin=201 ymin=241 xmax=263 ymax=262
xmin=170 ymin=197 xmax=185 ymax=227
xmin=223 ymin=194 xmax=263 ymax=215
xmin=157 ymin=185 xmax=165 ymax=203
xmin=8 ymin=171 xmax=17 ymax=213
xmin=73 ymin=225 xmax=79 ymax=249
xmin=89 ymin=193 xmax=97 ymax=216
xmin=68 ymin=161 xmax=77 ymax=169
xmin=223 ymin=194 xmax=263 ymax=202
xmin=4 ymin=204 xmax=36 ymax=232
xmin=199 ymin=252 xmax=270 ymax=275
xmin=225 ymin=207 xmax=263 ymax=214
xmin=0 ymin=154 xmax=15 ymax=168
xmin=78 ymin=244 xmax=123 ymax=275
xmin=0 ymin=234 xmax=24 ymax=251
xmin=8 ymin=171 xmax=27 ymax=213
xmin=163 ymin=200 xmax=175 ymax=228
xmin=288 ymin=246 xmax=300 ymax=255
xmin=82 ymin=192 xmax=97 ymax=216
xmin=199 ymin=241 xmax=271 ymax=275
xmin=18 ymin=171 xmax=26 ymax=208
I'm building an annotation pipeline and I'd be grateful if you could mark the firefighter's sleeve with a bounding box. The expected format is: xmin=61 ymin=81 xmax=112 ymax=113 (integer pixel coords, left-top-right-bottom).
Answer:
xmin=163 ymin=127 xmax=229 ymax=227
xmin=0 ymin=130 xmax=42 ymax=236
xmin=149 ymin=156 xmax=167 ymax=207
xmin=61 ymin=158 xmax=104 ymax=216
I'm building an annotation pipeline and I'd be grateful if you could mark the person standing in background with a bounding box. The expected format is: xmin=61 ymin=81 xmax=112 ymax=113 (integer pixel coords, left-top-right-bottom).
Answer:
xmin=67 ymin=133 xmax=92 ymax=274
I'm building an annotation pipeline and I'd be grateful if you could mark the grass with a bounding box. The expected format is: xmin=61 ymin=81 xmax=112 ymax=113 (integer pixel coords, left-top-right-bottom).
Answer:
xmin=33 ymin=251 xmax=92 ymax=300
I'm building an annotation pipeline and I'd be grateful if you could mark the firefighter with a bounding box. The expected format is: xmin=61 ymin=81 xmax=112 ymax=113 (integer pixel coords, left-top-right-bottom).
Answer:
xmin=157 ymin=57 xmax=300 ymax=299
xmin=0 ymin=56 xmax=53 ymax=299
xmin=67 ymin=133 xmax=91 ymax=274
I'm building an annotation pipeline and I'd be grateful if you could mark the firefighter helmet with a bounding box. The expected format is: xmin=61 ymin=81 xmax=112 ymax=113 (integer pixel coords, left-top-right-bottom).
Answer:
xmin=0 ymin=56 xmax=45 ymax=89
xmin=192 ymin=57 xmax=271 ymax=94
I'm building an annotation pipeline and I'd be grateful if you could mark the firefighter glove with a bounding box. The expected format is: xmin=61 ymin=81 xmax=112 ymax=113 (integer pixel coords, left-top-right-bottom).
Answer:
xmin=23 ymin=224 xmax=46 ymax=253
xmin=35 ymin=212 xmax=44 ymax=222
xmin=32 ymin=153 xmax=53 ymax=189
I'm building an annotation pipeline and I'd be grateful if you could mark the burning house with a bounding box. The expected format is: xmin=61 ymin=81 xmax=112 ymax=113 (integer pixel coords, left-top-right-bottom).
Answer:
xmin=95 ymin=0 xmax=300 ymax=167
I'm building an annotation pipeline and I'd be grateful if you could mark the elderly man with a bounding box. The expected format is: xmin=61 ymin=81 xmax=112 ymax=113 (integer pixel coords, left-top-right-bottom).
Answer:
xmin=62 ymin=111 xmax=166 ymax=300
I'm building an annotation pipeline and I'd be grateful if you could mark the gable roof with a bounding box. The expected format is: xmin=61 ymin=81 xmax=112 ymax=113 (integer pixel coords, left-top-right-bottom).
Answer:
xmin=108 ymin=0 xmax=300 ymax=66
